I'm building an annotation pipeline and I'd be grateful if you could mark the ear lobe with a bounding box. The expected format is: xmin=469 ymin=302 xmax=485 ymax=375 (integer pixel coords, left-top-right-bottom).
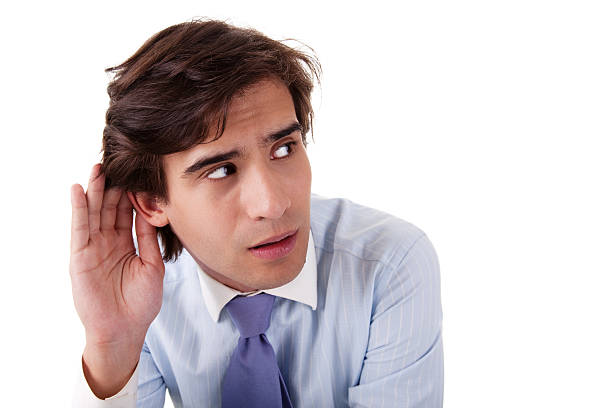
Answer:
xmin=127 ymin=191 xmax=170 ymax=228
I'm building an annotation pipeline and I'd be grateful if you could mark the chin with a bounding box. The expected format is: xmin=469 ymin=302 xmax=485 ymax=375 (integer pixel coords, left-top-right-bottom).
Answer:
xmin=255 ymin=242 xmax=307 ymax=290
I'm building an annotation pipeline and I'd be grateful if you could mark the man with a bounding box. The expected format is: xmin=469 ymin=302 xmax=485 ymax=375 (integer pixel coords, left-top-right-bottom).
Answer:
xmin=70 ymin=19 xmax=443 ymax=407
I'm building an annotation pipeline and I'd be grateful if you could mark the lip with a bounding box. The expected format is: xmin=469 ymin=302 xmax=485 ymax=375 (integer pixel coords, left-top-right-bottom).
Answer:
xmin=250 ymin=229 xmax=298 ymax=248
xmin=248 ymin=229 xmax=298 ymax=260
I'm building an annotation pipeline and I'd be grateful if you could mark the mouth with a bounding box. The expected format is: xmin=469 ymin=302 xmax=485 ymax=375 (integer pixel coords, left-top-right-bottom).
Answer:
xmin=250 ymin=229 xmax=299 ymax=249
xmin=248 ymin=229 xmax=299 ymax=260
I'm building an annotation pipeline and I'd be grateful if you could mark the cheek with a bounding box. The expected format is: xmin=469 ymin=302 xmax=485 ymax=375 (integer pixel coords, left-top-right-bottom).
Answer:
xmin=165 ymin=193 xmax=213 ymax=238
xmin=296 ymin=157 xmax=312 ymax=195
xmin=170 ymin=205 xmax=237 ymax=260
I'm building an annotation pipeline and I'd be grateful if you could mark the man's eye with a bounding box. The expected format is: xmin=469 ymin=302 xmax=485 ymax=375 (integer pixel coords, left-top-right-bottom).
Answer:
xmin=272 ymin=142 xmax=296 ymax=159
xmin=205 ymin=164 xmax=235 ymax=180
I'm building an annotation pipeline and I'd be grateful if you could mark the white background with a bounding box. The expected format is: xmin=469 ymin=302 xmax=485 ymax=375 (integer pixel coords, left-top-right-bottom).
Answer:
xmin=1 ymin=0 xmax=610 ymax=406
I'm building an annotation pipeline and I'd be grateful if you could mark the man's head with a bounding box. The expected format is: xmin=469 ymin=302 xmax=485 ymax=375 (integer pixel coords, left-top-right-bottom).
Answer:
xmin=100 ymin=20 xmax=320 ymax=291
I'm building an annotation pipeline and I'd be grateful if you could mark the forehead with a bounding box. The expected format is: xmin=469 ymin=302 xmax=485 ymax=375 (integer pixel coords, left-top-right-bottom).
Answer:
xmin=163 ymin=78 xmax=297 ymax=175
xmin=223 ymin=78 xmax=296 ymax=135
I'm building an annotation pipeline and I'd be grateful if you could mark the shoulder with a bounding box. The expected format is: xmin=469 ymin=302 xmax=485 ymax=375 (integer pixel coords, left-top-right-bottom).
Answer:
xmin=309 ymin=194 xmax=442 ymax=336
xmin=310 ymin=193 xmax=432 ymax=269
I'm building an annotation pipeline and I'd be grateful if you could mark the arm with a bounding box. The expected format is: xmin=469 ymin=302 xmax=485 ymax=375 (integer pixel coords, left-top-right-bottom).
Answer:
xmin=348 ymin=234 xmax=444 ymax=407
xmin=73 ymin=357 xmax=140 ymax=407
xmin=72 ymin=341 xmax=166 ymax=407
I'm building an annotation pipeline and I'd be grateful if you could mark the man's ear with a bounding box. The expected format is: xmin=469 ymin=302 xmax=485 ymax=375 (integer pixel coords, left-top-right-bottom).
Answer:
xmin=127 ymin=191 xmax=170 ymax=228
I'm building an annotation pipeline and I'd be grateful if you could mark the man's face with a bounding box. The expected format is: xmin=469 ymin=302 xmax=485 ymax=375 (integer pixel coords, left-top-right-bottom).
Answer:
xmin=158 ymin=78 xmax=312 ymax=292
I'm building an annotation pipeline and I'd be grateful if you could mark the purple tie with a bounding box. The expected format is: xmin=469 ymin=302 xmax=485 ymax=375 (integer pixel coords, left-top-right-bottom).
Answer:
xmin=222 ymin=293 xmax=293 ymax=408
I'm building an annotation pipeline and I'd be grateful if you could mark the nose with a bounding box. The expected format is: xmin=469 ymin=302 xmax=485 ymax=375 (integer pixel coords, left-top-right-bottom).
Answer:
xmin=241 ymin=163 xmax=291 ymax=221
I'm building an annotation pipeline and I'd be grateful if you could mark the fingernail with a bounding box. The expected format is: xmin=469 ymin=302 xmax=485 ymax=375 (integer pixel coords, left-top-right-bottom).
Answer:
xmin=91 ymin=163 xmax=101 ymax=178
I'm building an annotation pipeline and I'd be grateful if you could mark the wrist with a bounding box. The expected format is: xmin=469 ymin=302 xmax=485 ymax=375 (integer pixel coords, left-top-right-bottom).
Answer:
xmin=82 ymin=337 xmax=144 ymax=399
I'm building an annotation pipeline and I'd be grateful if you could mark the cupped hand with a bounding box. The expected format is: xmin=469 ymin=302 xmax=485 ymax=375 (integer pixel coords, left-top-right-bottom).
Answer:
xmin=69 ymin=164 xmax=165 ymax=346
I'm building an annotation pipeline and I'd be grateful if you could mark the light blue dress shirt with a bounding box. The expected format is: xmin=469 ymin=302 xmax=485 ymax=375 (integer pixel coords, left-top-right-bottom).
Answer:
xmin=136 ymin=194 xmax=443 ymax=407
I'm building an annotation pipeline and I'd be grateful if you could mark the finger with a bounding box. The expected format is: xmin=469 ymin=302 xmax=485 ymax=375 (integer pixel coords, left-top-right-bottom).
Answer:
xmin=115 ymin=190 xmax=134 ymax=232
xmin=70 ymin=183 xmax=89 ymax=253
xmin=85 ymin=164 xmax=104 ymax=234
xmin=134 ymin=211 xmax=164 ymax=273
xmin=100 ymin=187 xmax=123 ymax=231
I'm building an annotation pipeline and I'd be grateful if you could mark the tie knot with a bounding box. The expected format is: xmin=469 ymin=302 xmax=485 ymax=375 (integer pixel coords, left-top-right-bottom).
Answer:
xmin=225 ymin=293 xmax=276 ymax=338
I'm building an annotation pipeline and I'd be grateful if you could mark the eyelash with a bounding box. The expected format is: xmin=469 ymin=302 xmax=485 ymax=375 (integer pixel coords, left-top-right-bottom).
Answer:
xmin=201 ymin=140 xmax=298 ymax=182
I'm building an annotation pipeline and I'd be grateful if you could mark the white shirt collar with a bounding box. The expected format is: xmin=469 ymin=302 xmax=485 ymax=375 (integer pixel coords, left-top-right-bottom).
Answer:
xmin=196 ymin=230 xmax=318 ymax=322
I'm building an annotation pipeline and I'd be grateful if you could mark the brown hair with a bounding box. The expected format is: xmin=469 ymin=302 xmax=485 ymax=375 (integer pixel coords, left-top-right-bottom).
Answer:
xmin=100 ymin=19 xmax=321 ymax=262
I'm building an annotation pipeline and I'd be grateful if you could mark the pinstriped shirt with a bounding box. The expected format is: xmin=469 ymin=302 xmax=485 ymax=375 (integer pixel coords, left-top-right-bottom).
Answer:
xmin=75 ymin=194 xmax=443 ymax=407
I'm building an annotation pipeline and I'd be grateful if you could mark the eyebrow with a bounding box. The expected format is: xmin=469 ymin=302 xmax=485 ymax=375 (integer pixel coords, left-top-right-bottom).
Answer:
xmin=182 ymin=122 xmax=303 ymax=178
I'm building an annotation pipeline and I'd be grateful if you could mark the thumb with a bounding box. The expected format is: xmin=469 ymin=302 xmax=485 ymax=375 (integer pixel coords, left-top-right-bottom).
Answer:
xmin=134 ymin=211 xmax=164 ymax=275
